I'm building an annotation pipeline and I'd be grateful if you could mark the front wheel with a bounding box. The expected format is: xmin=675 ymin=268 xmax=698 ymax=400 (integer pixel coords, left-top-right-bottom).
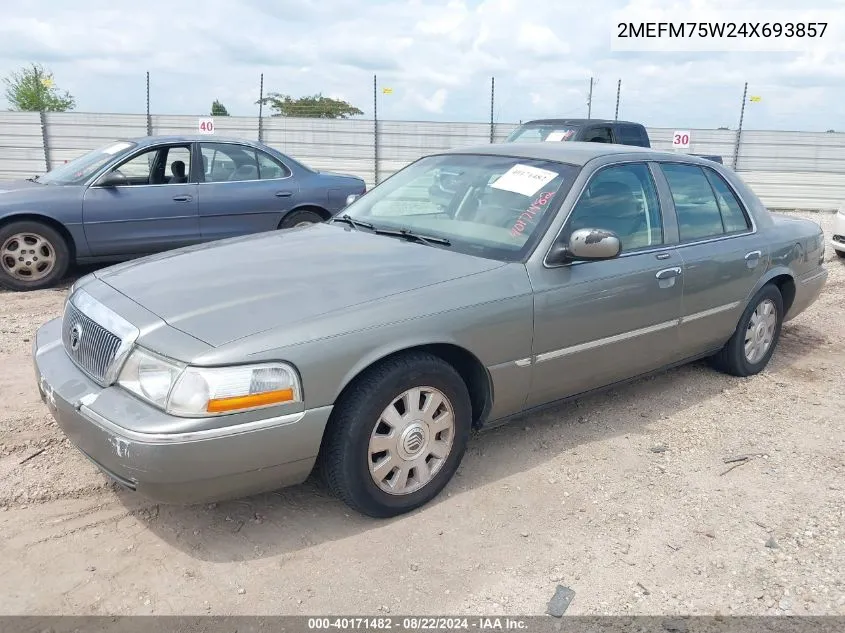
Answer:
xmin=320 ymin=352 xmax=472 ymax=518
xmin=709 ymin=283 xmax=784 ymax=377
xmin=0 ymin=220 xmax=70 ymax=291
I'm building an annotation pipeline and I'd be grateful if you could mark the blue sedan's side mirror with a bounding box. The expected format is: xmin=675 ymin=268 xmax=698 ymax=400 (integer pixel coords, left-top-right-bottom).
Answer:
xmin=95 ymin=171 xmax=128 ymax=187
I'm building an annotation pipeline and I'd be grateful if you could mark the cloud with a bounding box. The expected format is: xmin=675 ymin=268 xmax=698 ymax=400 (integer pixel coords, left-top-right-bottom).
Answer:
xmin=0 ymin=0 xmax=843 ymax=130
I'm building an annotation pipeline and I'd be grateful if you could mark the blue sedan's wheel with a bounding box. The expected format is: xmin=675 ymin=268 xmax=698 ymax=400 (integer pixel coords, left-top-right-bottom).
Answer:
xmin=319 ymin=351 xmax=472 ymax=518
xmin=0 ymin=220 xmax=70 ymax=291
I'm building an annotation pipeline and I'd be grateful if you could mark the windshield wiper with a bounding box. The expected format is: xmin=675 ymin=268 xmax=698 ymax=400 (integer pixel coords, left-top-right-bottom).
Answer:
xmin=374 ymin=227 xmax=451 ymax=247
xmin=331 ymin=214 xmax=374 ymax=231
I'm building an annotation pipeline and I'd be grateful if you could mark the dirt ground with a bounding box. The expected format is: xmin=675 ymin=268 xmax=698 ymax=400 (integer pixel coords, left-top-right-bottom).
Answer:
xmin=0 ymin=210 xmax=842 ymax=617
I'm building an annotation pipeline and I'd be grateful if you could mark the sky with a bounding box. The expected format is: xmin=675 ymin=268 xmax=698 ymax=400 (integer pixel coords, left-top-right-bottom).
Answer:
xmin=2 ymin=0 xmax=845 ymax=130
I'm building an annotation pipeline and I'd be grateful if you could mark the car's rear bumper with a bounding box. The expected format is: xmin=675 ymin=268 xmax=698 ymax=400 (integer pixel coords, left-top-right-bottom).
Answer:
xmin=33 ymin=318 xmax=332 ymax=504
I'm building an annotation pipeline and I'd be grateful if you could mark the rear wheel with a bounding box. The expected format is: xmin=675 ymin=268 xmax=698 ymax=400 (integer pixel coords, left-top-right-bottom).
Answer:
xmin=709 ymin=283 xmax=784 ymax=377
xmin=278 ymin=209 xmax=325 ymax=229
xmin=0 ymin=220 xmax=70 ymax=291
xmin=320 ymin=352 xmax=472 ymax=518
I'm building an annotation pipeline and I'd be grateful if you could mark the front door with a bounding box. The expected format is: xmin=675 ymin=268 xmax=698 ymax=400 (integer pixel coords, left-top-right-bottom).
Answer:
xmin=656 ymin=162 xmax=766 ymax=355
xmin=82 ymin=143 xmax=200 ymax=257
xmin=526 ymin=161 xmax=683 ymax=407
xmin=197 ymin=142 xmax=301 ymax=241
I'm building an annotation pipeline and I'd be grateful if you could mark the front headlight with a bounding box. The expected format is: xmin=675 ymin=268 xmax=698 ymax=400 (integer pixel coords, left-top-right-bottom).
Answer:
xmin=117 ymin=347 xmax=301 ymax=417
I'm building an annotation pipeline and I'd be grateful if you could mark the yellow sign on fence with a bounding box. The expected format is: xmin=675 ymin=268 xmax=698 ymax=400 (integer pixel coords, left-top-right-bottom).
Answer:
xmin=749 ymin=95 xmax=762 ymax=102
xmin=382 ymin=87 xmax=393 ymax=95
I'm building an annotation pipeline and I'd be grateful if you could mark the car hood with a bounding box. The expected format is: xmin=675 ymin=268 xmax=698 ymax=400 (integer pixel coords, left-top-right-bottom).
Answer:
xmin=94 ymin=223 xmax=505 ymax=347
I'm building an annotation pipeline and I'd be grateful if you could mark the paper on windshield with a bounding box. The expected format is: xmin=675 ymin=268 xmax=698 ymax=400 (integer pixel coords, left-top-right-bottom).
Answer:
xmin=544 ymin=130 xmax=574 ymax=142
xmin=491 ymin=164 xmax=558 ymax=197
xmin=102 ymin=142 xmax=133 ymax=155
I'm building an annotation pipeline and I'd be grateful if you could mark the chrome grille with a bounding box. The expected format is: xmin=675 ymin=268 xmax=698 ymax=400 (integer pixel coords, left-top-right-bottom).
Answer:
xmin=62 ymin=302 xmax=122 ymax=384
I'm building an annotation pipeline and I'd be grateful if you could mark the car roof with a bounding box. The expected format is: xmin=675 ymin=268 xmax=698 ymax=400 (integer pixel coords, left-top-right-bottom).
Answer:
xmin=517 ymin=118 xmax=644 ymax=127
xmin=439 ymin=141 xmax=702 ymax=167
xmin=124 ymin=135 xmax=264 ymax=147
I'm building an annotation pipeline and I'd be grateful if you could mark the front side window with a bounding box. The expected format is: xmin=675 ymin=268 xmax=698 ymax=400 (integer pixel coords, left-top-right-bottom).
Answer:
xmin=340 ymin=154 xmax=580 ymax=262
xmin=565 ymin=162 xmax=663 ymax=251
xmin=660 ymin=163 xmax=727 ymax=241
xmin=106 ymin=144 xmax=191 ymax=186
xmin=584 ymin=127 xmax=613 ymax=143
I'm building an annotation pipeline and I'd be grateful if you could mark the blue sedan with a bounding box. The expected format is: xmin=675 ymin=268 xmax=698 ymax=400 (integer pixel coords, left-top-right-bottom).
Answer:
xmin=0 ymin=135 xmax=366 ymax=290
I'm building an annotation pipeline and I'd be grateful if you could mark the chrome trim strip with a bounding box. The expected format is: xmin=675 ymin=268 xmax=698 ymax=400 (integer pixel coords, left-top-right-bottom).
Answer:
xmin=679 ymin=301 xmax=740 ymax=323
xmin=514 ymin=358 xmax=532 ymax=367
xmin=78 ymin=405 xmax=311 ymax=444
xmin=70 ymin=289 xmax=140 ymax=385
xmin=535 ymin=318 xmax=679 ymax=364
xmin=800 ymin=269 xmax=828 ymax=285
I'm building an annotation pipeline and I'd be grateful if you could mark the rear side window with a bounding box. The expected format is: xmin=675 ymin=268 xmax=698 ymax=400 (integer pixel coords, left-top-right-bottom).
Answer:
xmin=659 ymin=163 xmax=725 ymax=241
xmin=703 ymin=168 xmax=751 ymax=233
xmin=618 ymin=125 xmax=649 ymax=147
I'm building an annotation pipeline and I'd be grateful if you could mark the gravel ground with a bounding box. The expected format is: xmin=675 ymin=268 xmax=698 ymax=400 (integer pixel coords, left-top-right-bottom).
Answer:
xmin=0 ymin=211 xmax=842 ymax=616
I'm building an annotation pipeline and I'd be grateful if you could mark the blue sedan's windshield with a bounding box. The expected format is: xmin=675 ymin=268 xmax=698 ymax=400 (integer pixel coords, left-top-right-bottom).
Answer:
xmin=339 ymin=154 xmax=580 ymax=262
xmin=37 ymin=141 xmax=137 ymax=185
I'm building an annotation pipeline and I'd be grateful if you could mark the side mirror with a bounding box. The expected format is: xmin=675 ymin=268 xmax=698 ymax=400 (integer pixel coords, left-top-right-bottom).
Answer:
xmin=345 ymin=193 xmax=361 ymax=206
xmin=96 ymin=171 xmax=127 ymax=187
xmin=548 ymin=228 xmax=622 ymax=264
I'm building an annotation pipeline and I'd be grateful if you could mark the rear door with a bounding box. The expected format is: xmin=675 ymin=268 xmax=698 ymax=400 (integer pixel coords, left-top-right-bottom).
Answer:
xmin=654 ymin=162 xmax=765 ymax=356
xmin=197 ymin=142 xmax=302 ymax=241
xmin=82 ymin=143 xmax=201 ymax=257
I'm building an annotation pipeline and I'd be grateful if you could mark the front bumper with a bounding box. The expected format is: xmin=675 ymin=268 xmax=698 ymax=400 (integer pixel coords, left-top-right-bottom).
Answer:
xmin=831 ymin=212 xmax=845 ymax=253
xmin=33 ymin=317 xmax=332 ymax=504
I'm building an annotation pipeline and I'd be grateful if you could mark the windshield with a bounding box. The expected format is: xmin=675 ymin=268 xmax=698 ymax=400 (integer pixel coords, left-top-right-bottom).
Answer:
xmin=505 ymin=124 xmax=580 ymax=143
xmin=339 ymin=153 xmax=580 ymax=262
xmin=37 ymin=141 xmax=137 ymax=185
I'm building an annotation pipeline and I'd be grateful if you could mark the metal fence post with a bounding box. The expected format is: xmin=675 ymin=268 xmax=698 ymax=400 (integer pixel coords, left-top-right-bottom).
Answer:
xmin=733 ymin=81 xmax=748 ymax=170
xmin=373 ymin=74 xmax=379 ymax=186
xmin=39 ymin=110 xmax=51 ymax=172
xmin=614 ymin=79 xmax=621 ymax=121
xmin=257 ymin=73 xmax=264 ymax=142
xmin=489 ymin=76 xmax=495 ymax=143
xmin=145 ymin=71 xmax=152 ymax=136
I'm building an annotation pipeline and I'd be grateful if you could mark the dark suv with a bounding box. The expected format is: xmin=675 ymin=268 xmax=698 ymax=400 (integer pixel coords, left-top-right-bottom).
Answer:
xmin=504 ymin=118 xmax=650 ymax=146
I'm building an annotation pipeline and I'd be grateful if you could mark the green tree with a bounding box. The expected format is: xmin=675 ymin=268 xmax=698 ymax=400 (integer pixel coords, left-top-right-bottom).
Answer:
xmin=3 ymin=63 xmax=75 ymax=112
xmin=257 ymin=92 xmax=363 ymax=119
xmin=211 ymin=99 xmax=229 ymax=116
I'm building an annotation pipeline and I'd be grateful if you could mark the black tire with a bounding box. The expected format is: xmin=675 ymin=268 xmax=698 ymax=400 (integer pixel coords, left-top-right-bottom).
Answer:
xmin=0 ymin=220 xmax=70 ymax=291
xmin=278 ymin=209 xmax=325 ymax=229
xmin=709 ymin=283 xmax=784 ymax=377
xmin=319 ymin=351 xmax=472 ymax=518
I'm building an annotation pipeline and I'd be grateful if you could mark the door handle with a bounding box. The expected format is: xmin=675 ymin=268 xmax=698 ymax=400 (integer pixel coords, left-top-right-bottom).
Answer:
xmin=655 ymin=267 xmax=682 ymax=280
xmin=745 ymin=250 xmax=762 ymax=268
xmin=172 ymin=195 xmax=192 ymax=202
xmin=275 ymin=191 xmax=293 ymax=198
